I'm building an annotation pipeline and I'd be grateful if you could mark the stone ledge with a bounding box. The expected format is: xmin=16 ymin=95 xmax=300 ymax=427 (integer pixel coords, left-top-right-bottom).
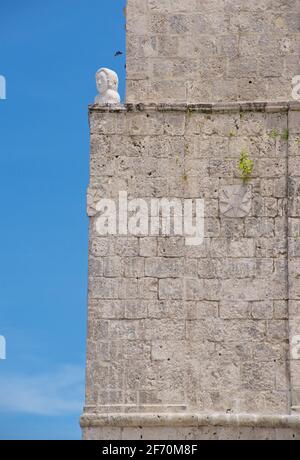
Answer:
xmin=80 ymin=412 xmax=300 ymax=429
xmin=89 ymin=101 xmax=300 ymax=114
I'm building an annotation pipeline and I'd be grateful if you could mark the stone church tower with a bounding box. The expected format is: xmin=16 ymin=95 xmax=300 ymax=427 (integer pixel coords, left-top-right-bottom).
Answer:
xmin=81 ymin=0 xmax=300 ymax=439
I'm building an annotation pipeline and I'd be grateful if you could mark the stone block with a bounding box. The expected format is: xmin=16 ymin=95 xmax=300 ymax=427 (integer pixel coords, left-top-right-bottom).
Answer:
xmin=219 ymin=301 xmax=250 ymax=319
xmin=251 ymin=300 xmax=274 ymax=319
xmin=89 ymin=277 xmax=119 ymax=300
xmin=159 ymin=278 xmax=184 ymax=300
xmin=140 ymin=238 xmax=158 ymax=257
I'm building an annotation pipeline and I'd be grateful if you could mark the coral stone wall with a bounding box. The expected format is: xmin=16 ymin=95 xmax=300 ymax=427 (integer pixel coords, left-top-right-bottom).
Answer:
xmin=82 ymin=104 xmax=300 ymax=437
xmin=82 ymin=0 xmax=300 ymax=441
xmin=126 ymin=0 xmax=300 ymax=103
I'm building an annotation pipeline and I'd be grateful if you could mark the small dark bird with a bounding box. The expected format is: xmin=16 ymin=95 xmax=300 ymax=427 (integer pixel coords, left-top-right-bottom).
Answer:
xmin=114 ymin=51 xmax=123 ymax=57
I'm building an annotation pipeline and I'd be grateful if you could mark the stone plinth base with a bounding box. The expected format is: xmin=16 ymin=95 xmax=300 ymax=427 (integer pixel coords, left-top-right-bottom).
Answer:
xmin=80 ymin=413 xmax=300 ymax=440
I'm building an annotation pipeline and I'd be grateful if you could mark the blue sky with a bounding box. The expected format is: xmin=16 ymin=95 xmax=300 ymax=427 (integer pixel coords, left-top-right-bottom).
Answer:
xmin=0 ymin=0 xmax=126 ymax=440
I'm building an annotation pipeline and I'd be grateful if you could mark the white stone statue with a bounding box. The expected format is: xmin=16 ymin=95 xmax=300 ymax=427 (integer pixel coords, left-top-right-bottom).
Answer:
xmin=95 ymin=68 xmax=121 ymax=104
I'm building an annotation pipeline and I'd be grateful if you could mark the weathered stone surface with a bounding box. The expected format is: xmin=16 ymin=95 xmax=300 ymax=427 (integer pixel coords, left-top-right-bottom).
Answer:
xmin=83 ymin=103 xmax=300 ymax=439
xmin=83 ymin=102 xmax=300 ymax=437
xmin=126 ymin=0 xmax=300 ymax=103
xmin=81 ymin=413 xmax=300 ymax=440
xmin=83 ymin=0 xmax=300 ymax=441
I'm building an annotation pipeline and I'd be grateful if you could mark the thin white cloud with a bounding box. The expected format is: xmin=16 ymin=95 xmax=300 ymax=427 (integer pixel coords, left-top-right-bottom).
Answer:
xmin=0 ymin=365 xmax=84 ymax=416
